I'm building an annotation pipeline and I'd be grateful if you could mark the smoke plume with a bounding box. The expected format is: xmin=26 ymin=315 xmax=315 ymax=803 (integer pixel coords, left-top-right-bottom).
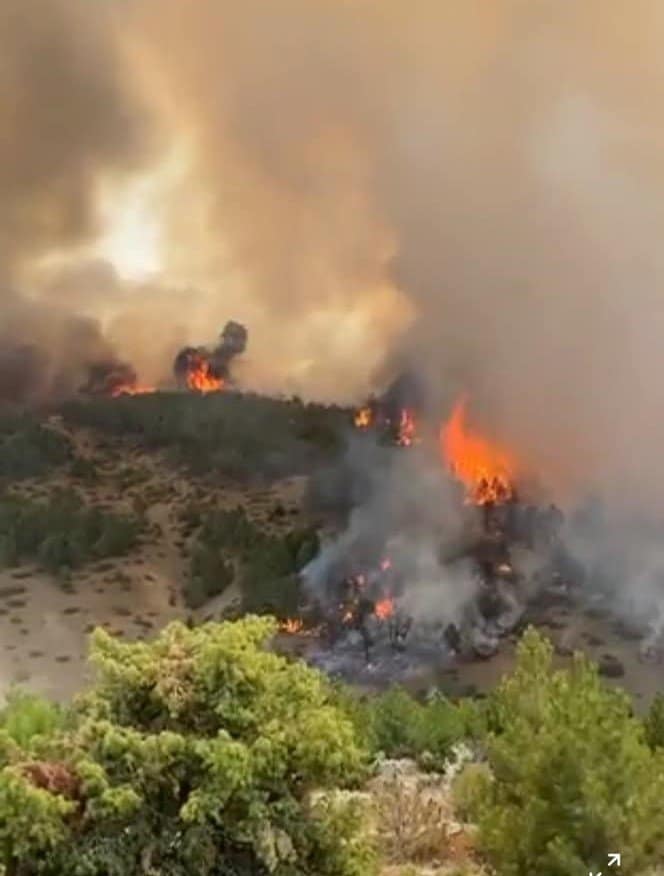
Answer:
xmin=7 ymin=0 xmax=664 ymax=520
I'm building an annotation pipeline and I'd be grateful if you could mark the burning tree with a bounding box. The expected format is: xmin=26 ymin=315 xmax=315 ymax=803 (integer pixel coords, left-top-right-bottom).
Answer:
xmin=353 ymin=372 xmax=425 ymax=447
xmin=441 ymin=397 xmax=516 ymax=506
xmin=79 ymin=359 xmax=154 ymax=398
xmin=173 ymin=320 xmax=248 ymax=393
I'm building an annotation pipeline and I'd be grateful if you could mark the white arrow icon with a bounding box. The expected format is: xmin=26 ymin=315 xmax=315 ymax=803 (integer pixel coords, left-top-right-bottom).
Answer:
xmin=608 ymin=853 xmax=621 ymax=867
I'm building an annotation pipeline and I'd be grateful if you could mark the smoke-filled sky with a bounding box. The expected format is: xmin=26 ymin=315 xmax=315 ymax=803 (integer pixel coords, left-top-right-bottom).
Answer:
xmin=5 ymin=0 xmax=664 ymax=507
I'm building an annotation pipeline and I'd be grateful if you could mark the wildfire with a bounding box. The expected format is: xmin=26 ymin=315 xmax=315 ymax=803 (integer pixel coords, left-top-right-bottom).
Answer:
xmin=441 ymin=397 xmax=516 ymax=505
xmin=279 ymin=618 xmax=303 ymax=634
xmin=110 ymin=383 xmax=154 ymax=397
xmin=185 ymin=355 xmax=225 ymax=393
xmin=374 ymin=595 xmax=395 ymax=620
xmin=354 ymin=406 xmax=373 ymax=428
xmin=396 ymin=408 xmax=417 ymax=447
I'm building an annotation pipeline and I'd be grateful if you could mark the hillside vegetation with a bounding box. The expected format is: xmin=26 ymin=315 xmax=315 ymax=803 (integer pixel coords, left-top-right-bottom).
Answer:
xmin=1 ymin=623 xmax=664 ymax=876
xmin=60 ymin=393 xmax=349 ymax=482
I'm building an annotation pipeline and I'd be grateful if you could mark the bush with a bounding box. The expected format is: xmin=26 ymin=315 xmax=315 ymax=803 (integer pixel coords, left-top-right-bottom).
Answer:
xmin=350 ymin=688 xmax=469 ymax=770
xmin=0 ymin=617 xmax=374 ymax=876
xmin=184 ymin=547 xmax=235 ymax=609
xmin=0 ymin=416 xmax=71 ymax=481
xmin=0 ymin=491 xmax=142 ymax=573
xmin=371 ymin=767 xmax=453 ymax=865
xmin=451 ymin=762 xmax=493 ymax=823
xmin=0 ymin=690 xmax=64 ymax=750
xmin=476 ymin=627 xmax=664 ymax=875
xmin=185 ymin=506 xmax=319 ymax=616
xmin=645 ymin=694 xmax=664 ymax=750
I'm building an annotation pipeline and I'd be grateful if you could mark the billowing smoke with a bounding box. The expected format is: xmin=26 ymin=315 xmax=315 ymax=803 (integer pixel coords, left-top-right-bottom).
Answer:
xmin=0 ymin=293 xmax=142 ymax=403
xmin=0 ymin=0 xmax=155 ymax=402
xmin=123 ymin=0 xmax=664 ymax=508
xmin=7 ymin=1 xmax=664 ymax=630
xmin=303 ymin=434 xmax=477 ymax=628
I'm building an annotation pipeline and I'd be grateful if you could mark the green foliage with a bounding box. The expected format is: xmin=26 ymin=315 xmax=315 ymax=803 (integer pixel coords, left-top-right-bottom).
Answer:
xmin=60 ymin=392 xmax=347 ymax=481
xmin=0 ymin=690 xmax=64 ymax=751
xmin=0 ymin=617 xmax=373 ymax=876
xmin=344 ymin=687 xmax=468 ymax=770
xmin=476 ymin=627 xmax=664 ymax=875
xmin=451 ymin=762 xmax=493 ymax=822
xmin=0 ymin=490 xmax=142 ymax=573
xmin=184 ymin=506 xmax=319 ymax=615
xmin=0 ymin=415 xmax=72 ymax=481
xmin=644 ymin=693 xmax=664 ymax=750
xmin=183 ymin=547 xmax=234 ymax=609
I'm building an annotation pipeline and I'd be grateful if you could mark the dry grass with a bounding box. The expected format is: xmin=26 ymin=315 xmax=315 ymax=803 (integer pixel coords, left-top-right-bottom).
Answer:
xmin=368 ymin=760 xmax=483 ymax=873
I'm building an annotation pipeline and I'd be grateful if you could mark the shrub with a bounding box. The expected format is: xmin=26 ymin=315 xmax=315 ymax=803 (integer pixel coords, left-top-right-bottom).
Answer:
xmin=0 ymin=491 xmax=142 ymax=573
xmin=476 ymin=627 xmax=664 ymax=875
xmin=359 ymin=688 xmax=469 ymax=769
xmin=372 ymin=768 xmax=452 ymax=864
xmin=451 ymin=762 xmax=493 ymax=823
xmin=187 ymin=506 xmax=318 ymax=616
xmin=0 ymin=690 xmax=64 ymax=750
xmin=645 ymin=694 xmax=664 ymax=750
xmin=0 ymin=417 xmax=71 ymax=481
xmin=0 ymin=617 xmax=374 ymax=876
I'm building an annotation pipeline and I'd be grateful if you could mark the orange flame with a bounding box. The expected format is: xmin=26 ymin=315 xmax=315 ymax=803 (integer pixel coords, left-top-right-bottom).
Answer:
xmin=374 ymin=596 xmax=395 ymax=620
xmin=186 ymin=356 xmax=225 ymax=393
xmin=441 ymin=397 xmax=516 ymax=504
xmin=354 ymin=406 xmax=373 ymax=428
xmin=396 ymin=408 xmax=417 ymax=447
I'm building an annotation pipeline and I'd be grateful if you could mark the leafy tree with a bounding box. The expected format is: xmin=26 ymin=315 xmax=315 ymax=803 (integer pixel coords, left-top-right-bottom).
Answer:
xmin=0 ymin=617 xmax=373 ymax=876
xmin=476 ymin=627 xmax=664 ymax=875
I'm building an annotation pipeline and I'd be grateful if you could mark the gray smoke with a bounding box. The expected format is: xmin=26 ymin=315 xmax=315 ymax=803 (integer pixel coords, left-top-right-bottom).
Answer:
xmin=303 ymin=434 xmax=480 ymax=628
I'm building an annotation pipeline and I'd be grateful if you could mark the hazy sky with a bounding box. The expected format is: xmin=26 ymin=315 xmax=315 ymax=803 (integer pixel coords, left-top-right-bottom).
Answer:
xmin=5 ymin=0 xmax=664 ymax=507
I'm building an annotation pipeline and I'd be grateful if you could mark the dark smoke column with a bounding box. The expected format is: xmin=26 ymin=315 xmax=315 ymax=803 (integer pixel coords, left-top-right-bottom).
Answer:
xmin=173 ymin=320 xmax=248 ymax=392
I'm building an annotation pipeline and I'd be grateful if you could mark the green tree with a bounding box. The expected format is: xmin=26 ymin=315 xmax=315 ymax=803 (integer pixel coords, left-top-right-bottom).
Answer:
xmin=476 ymin=628 xmax=664 ymax=875
xmin=0 ymin=617 xmax=373 ymax=876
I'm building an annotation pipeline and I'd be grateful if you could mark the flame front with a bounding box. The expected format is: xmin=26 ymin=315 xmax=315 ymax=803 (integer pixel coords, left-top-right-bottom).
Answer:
xmin=441 ymin=397 xmax=516 ymax=504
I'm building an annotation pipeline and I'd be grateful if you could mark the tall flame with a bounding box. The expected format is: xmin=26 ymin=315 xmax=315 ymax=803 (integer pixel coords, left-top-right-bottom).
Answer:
xmin=441 ymin=397 xmax=516 ymax=504
xmin=186 ymin=355 xmax=224 ymax=393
